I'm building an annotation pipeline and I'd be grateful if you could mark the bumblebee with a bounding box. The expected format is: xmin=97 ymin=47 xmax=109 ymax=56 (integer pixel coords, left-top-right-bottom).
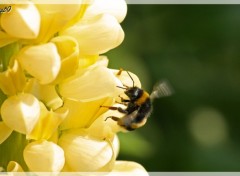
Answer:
xmin=101 ymin=70 xmax=173 ymax=131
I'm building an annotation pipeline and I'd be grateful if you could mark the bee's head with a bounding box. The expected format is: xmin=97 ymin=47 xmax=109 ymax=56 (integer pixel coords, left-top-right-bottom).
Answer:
xmin=116 ymin=70 xmax=143 ymax=101
xmin=125 ymin=87 xmax=143 ymax=101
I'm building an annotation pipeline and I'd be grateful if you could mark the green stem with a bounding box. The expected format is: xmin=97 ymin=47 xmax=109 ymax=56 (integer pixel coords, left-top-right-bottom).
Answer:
xmin=0 ymin=42 xmax=20 ymax=72
xmin=0 ymin=90 xmax=7 ymax=121
xmin=0 ymin=131 xmax=29 ymax=171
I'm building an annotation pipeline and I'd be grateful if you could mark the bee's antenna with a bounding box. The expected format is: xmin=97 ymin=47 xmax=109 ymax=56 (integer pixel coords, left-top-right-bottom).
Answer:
xmin=116 ymin=86 xmax=127 ymax=90
xmin=126 ymin=71 xmax=134 ymax=87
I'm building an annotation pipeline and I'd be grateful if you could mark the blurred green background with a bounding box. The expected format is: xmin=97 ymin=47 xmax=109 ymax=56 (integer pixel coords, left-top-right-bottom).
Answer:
xmin=106 ymin=5 xmax=240 ymax=171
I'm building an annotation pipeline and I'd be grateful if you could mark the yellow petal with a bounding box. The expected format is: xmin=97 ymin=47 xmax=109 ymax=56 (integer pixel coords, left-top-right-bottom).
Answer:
xmin=98 ymin=135 xmax=119 ymax=172
xmin=23 ymin=140 xmax=65 ymax=172
xmin=0 ymin=31 xmax=18 ymax=48
xmin=1 ymin=2 xmax=40 ymax=39
xmin=59 ymin=1 xmax=90 ymax=30
xmin=7 ymin=161 xmax=23 ymax=172
xmin=111 ymin=69 xmax=141 ymax=88
xmin=1 ymin=93 xmax=40 ymax=134
xmin=78 ymin=54 xmax=99 ymax=69
xmin=0 ymin=60 xmax=26 ymax=96
xmin=10 ymin=60 xmax=26 ymax=92
xmin=0 ymin=121 xmax=13 ymax=144
xmin=59 ymin=64 xmax=116 ymax=102
xmin=24 ymin=78 xmax=63 ymax=110
xmin=87 ymin=103 xmax=127 ymax=139
xmin=17 ymin=43 xmax=61 ymax=84
xmin=48 ymin=130 xmax=59 ymax=144
xmin=58 ymin=129 xmax=118 ymax=172
xmin=50 ymin=36 xmax=79 ymax=84
xmin=0 ymin=70 xmax=16 ymax=95
xmin=83 ymin=0 xmax=127 ymax=23
xmin=32 ymin=2 xmax=85 ymax=43
xmin=60 ymin=14 xmax=124 ymax=55
xmin=59 ymin=96 xmax=113 ymax=130
xmin=27 ymin=102 xmax=68 ymax=140
xmin=110 ymin=161 xmax=148 ymax=176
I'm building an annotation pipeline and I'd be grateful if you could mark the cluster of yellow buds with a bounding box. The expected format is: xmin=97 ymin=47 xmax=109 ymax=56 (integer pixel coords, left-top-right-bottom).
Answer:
xmin=0 ymin=0 xmax=148 ymax=175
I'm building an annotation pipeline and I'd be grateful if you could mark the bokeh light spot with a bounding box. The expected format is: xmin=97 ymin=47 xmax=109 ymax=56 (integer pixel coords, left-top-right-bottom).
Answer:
xmin=189 ymin=107 xmax=228 ymax=147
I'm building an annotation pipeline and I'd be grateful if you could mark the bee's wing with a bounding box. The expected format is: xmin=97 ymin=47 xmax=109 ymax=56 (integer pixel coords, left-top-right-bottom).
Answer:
xmin=150 ymin=80 xmax=174 ymax=100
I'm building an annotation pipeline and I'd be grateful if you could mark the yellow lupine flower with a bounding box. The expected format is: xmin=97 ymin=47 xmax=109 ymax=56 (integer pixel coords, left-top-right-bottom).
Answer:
xmin=50 ymin=36 xmax=79 ymax=84
xmin=78 ymin=54 xmax=99 ymax=69
xmin=86 ymin=103 xmax=127 ymax=139
xmin=110 ymin=161 xmax=148 ymax=176
xmin=58 ymin=129 xmax=119 ymax=172
xmin=59 ymin=97 xmax=113 ymax=130
xmin=0 ymin=60 xmax=26 ymax=96
xmin=58 ymin=58 xmax=118 ymax=102
xmin=23 ymin=140 xmax=65 ymax=172
xmin=60 ymin=13 xmax=124 ymax=55
xmin=1 ymin=2 xmax=40 ymax=39
xmin=25 ymin=78 xmax=63 ymax=110
xmin=27 ymin=102 xmax=68 ymax=140
xmin=17 ymin=42 xmax=61 ymax=84
xmin=6 ymin=161 xmax=23 ymax=172
xmin=1 ymin=93 xmax=40 ymax=134
xmin=82 ymin=0 xmax=127 ymax=23
xmin=58 ymin=57 xmax=120 ymax=130
xmin=31 ymin=2 xmax=87 ymax=43
xmin=0 ymin=0 xmax=149 ymax=174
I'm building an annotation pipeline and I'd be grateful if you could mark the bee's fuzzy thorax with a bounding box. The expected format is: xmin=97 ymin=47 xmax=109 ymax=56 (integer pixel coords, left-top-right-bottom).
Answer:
xmin=135 ymin=91 xmax=149 ymax=106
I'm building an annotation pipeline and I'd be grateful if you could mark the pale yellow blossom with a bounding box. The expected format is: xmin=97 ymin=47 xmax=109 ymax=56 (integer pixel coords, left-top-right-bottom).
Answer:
xmin=0 ymin=0 xmax=149 ymax=173
xmin=7 ymin=161 xmax=23 ymax=172
xmin=1 ymin=93 xmax=40 ymax=134
xmin=58 ymin=58 xmax=120 ymax=130
xmin=32 ymin=2 xmax=87 ymax=43
xmin=60 ymin=14 xmax=124 ymax=55
xmin=0 ymin=60 xmax=26 ymax=96
xmin=27 ymin=102 xmax=68 ymax=140
xmin=59 ymin=97 xmax=113 ymax=130
xmin=50 ymin=36 xmax=79 ymax=84
xmin=83 ymin=0 xmax=127 ymax=23
xmin=23 ymin=140 xmax=65 ymax=172
xmin=58 ymin=129 xmax=119 ymax=172
xmin=25 ymin=78 xmax=63 ymax=110
xmin=110 ymin=161 xmax=148 ymax=176
xmin=17 ymin=43 xmax=61 ymax=84
xmin=1 ymin=2 xmax=40 ymax=39
xmin=58 ymin=59 xmax=118 ymax=102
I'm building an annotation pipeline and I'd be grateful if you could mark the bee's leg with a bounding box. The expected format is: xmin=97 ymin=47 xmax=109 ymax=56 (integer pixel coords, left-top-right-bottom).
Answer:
xmin=105 ymin=116 xmax=120 ymax=122
xmin=115 ymin=95 xmax=130 ymax=105
xmin=115 ymin=101 xmax=128 ymax=105
xmin=119 ymin=95 xmax=130 ymax=103
xmin=100 ymin=105 xmax=128 ymax=114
